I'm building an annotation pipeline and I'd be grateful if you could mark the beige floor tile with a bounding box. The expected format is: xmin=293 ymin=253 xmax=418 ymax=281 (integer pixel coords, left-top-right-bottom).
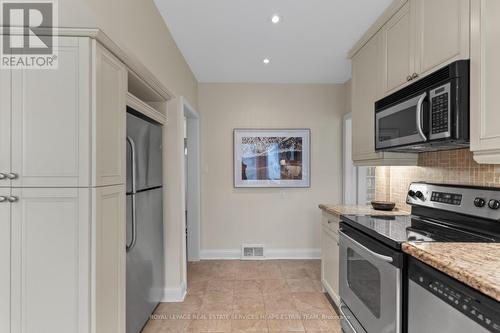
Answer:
xmin=301 ymin=319 xmax=341 ymax=332
xmin=188 ymin=280 xmax=209 ymax=296
xmin=187 ymin=319 xmax=232 ymax=332
xmin=280 ymin=268 xmax=310 ymax=280
xmin=286 ymin=279 xmax=322 ymax=293
xmin=234 ymin=280 xmax=262 ymax=295
xmin=155 ymin=296 xmax=203 ymax=315
xmin=234 ymin=294 xmax=265 ymax=313
xmin=267 ymin=319 xmax=305 ymax=332
xmin=207 ymin=280 xmax=235 ymax=293
xmin=264 ymin=294 xmax=297 ymax=312
xmin=141 ymin=318 xmax=191 ymax=333
xmin=145 ymin=261 xmax=331 ymax=333
xmin=291 ymin=293 xmax=332 ymax=314
xmin=231 ymin=319 xmax=269 ymax=332
xmin=260 ymin=280 xmax=290 ymax=295
xmin=203 ymin=291 xmax=234 ymax=304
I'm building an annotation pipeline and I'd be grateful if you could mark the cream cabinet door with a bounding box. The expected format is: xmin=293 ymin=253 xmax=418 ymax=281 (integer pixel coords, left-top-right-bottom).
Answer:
xmin=10 ymin=37 xmax=92 ymax=187
xmin=0 ymin=188 xmax=11 ymax=333
xmin=381 ymin=1 xmax=414 ymax=94
xmin=10 ymin=187 xmax=91 ymax=333
xmin=94 ymin=185 xmax=126 ymax=333
xmin=470 ymin=0 xmax=500 ymax=163
xmin=0 ymin=68 xmax=11 ymax=187
xmin=414 ymin=0 xmax=470 ymax=77
xmin=352 ymin=32 xmax=383 ymax=162
xmin=93 ymin=43 xmax=127 ymax=187
xmin=321 ymin=225 xmax=340 ymax=305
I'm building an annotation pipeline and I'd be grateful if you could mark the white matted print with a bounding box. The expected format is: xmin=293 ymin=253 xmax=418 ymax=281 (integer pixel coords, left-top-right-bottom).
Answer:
xmin=234 ymin=129 xmax=310 ymax=188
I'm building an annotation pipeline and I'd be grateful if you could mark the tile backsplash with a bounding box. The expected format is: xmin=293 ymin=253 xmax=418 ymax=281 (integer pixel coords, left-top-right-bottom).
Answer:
xmin=375 ymin=148 xmax=500 ymax=211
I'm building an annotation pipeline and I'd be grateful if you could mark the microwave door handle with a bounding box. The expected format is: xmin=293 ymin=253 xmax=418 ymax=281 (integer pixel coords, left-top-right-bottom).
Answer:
xmin=416 ymin=92 xmax=427 ymax=141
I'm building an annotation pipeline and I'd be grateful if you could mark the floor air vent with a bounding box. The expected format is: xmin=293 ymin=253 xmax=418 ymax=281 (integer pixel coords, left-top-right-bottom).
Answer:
xmin=241 ymin=244 xmax=265 ymax=260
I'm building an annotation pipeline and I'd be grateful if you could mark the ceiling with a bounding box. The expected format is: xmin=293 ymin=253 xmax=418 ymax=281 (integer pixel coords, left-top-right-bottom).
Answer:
xmin=154 ymin=0 xmax=392 ymax=83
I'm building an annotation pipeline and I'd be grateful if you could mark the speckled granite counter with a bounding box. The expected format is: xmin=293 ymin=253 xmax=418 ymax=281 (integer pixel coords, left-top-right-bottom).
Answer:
xmin=403 ymin=242 xmax=500 ymax=302
xmin=318 ymin=204 xmax=410 ymax=217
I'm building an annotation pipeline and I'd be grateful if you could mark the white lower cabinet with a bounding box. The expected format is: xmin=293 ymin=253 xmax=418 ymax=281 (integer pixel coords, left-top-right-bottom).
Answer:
xmin=321 ymin=213 xmax=340 ymax=306
xmin=0 ymin=188 xmax=11 ymax=333
xmin=1 ymin=185 xmax=125 ymax=333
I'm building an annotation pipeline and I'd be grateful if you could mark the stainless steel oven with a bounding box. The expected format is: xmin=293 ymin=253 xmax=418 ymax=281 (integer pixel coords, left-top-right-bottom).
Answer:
xmin=375 ymin=60 xmax=469 ymax=152
xmin=339 ymin=223 xmax=404 ymax=333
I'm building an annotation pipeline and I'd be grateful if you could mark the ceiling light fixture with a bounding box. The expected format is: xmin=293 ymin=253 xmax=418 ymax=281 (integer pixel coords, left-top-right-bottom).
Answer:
xmin=263 ymin=58 xmax=270 ymax=65
xmin=271 ymin=15 xmax=281 ymax=24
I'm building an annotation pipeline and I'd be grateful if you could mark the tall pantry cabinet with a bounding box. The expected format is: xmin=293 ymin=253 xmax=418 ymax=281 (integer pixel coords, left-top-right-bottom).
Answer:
xmin=0 ymin=36 xmax=127 ymax=333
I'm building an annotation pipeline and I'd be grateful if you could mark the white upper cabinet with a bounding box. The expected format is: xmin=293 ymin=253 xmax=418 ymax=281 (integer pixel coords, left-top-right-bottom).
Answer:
xmin=414 ymin=0 xmax=470 ymax=76
xmin=351 ymin=32 xmax=417 ymax=166
xmin=380 ymin=0 xmax=470 ymax=96
xmin=470 ymin=0 xmax=500 ymax=163
xmin=93 ymin=43 xmax=127 ymax=187
xmin=3 ymin=37 xmax=126 ymax=188
xmin=0 ymin=68 xmax=11 ymax=187
xmin=11 ymin=37 xmax=91 ymax=187
xmin=381 ymin=1 xmax=415 ymax=94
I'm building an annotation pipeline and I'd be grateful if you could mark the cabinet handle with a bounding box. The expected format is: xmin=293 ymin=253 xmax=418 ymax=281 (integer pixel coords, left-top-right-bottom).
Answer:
xmin=0 ymin=173 xmax=6 ymax=180
xmin=412 ymin=73 xmax=419 ymax=79
xmin=7 ymin=196 xmax=18 ymax=203
xmin=406 ymin=75 xmax=412 ymax=82
xmin=6 ymin=173 xmax=18 ymax=180
xmin=0 ymin=196 xmax=6 ymax=203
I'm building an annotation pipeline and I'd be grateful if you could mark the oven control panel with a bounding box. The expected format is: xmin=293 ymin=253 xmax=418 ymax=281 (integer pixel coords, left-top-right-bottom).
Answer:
xmin=407 ymin=182 xmax=500 ymax=220
xmin=430 ymin=192 xmax=462 ymax=205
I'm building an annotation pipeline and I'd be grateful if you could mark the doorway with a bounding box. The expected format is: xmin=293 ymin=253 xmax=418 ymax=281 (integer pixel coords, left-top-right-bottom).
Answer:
xmin=183 ymin=99 xmax=201 ymax=261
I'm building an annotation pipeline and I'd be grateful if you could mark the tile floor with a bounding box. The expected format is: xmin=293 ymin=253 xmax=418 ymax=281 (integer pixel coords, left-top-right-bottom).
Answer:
xmin=142 ymin=260 xmax=341 ymax=333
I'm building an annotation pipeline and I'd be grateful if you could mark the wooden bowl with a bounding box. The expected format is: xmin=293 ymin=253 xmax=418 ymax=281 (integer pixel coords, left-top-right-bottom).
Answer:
xmin=371 ymin=201 xmax=396 ymax=211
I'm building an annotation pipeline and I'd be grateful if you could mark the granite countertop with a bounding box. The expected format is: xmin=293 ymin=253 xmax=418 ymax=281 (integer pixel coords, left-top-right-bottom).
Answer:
xmin=403 ymin=242 xmax=500 ymax=302
xmin=318 ymin=204 xmax=410 ymax=217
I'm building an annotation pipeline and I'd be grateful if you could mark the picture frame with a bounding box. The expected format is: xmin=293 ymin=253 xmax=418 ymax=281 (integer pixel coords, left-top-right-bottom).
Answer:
xmin=233 ymin=129 xmax=311 ymax=188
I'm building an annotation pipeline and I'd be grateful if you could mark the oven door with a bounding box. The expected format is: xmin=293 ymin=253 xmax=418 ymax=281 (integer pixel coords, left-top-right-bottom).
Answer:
xmin=339 ymin=224 xmax=402 ymax=333
xmin=375 ymin=92 xmax=428 ymax=150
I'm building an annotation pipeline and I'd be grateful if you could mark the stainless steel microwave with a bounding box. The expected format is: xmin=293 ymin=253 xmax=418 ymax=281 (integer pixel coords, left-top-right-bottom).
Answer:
xmin=375 ymin=60 xmax=469 ymax=152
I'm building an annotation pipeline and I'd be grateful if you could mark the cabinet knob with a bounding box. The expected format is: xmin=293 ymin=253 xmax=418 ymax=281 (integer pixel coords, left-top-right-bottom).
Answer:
xmin=406 ymin=75 xmax=412 ymax=82
xmin=0 ymin=173 xmax=6 ymax=180
xmin=412 ymin=73 xmax=419 ymax=79
xmin=6 ymin=173 xmax=18 ymax=180
xmin=0 ymin=196 xmax=6 ymax=203
xmin=7 ymin=196 xmax=18 ymax=203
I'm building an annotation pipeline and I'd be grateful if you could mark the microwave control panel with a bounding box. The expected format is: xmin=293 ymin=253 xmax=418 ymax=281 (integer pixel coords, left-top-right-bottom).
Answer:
xmin=430 ymin=83 xmax=451 ymax=138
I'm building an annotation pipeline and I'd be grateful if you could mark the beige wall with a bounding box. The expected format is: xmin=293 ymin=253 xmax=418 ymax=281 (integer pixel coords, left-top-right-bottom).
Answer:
xmin=61 ymin=0 xmax=198 ymax=106
xmin=198 ymin=83 xmax=346 ymax=257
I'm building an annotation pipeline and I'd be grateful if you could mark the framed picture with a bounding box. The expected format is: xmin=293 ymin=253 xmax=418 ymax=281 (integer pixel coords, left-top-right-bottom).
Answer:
xmin=234 ymin=129 xmax=311 ymax=188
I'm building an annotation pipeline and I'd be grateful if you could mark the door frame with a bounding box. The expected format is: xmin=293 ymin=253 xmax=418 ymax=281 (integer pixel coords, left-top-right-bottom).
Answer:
xmin=183 ymin=98 xmax=201 ymax=262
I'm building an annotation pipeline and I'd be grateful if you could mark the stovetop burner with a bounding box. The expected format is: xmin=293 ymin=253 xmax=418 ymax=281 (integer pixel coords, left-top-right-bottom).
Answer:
xmin=340 ymin=214 xmax=497 ymax=250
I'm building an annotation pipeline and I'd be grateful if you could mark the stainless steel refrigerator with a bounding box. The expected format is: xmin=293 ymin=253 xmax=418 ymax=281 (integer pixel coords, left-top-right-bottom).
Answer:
xmin=126 ymin=109 xmax=164 ymax=333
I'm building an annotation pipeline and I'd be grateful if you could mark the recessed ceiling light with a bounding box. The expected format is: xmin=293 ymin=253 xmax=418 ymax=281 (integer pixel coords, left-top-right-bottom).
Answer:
xmin=263 ymin=58 xmax=270 ymax=65
xmin=271 ymin=15 xmax=281 ymax=24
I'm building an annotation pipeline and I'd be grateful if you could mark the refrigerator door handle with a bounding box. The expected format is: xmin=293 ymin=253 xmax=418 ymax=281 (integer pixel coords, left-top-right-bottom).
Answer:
xmin=126 ymin=136 xmax=138 ymax=252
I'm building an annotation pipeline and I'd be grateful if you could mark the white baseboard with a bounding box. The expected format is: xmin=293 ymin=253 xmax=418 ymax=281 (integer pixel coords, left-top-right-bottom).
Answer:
xmin=161 ymin=282 xmax=186 ymax=302
xmin=199 ymin=248 xmax=320 ymax=260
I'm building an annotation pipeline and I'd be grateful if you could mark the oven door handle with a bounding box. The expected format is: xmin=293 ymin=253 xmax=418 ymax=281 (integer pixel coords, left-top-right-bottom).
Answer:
xmin=339 ymin=303 xmax=359 ymax=333
xmin=416 ymin=92 xmax=427 ymax=141
xmin=341 ymin=231 xmax=394 ymax=263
